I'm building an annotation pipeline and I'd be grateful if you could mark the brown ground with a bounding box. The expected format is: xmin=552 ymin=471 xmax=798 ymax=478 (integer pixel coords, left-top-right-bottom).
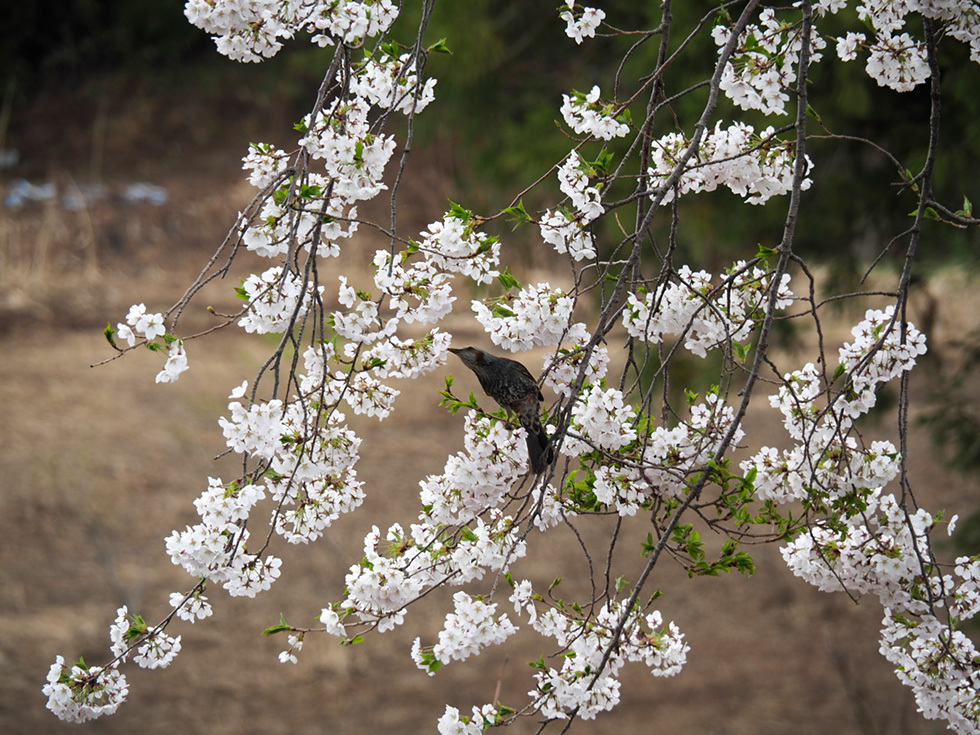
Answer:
xmin=1 ymin=88 xmax=975 ymax=735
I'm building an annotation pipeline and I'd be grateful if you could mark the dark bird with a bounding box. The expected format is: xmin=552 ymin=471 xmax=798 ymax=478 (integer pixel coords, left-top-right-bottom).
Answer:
xmin=449 ymin=346 xmax=555 ymax=474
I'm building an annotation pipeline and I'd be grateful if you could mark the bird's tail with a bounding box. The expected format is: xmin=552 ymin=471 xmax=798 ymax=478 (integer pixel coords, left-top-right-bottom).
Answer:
xmin=522 ymin=416 xmax=554 ymax=475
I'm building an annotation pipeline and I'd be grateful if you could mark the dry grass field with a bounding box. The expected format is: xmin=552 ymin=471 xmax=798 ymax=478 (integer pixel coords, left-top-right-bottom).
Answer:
xmin=1 ymin=90 xmax=977 ymax=735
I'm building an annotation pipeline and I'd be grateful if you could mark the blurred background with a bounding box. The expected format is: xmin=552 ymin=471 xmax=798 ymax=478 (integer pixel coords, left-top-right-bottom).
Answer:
xmin=2 ymin=1 xmax=979 ymax=733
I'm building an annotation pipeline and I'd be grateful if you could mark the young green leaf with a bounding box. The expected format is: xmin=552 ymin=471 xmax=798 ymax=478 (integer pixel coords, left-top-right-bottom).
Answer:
xmin=427 ymin=38 xmax=453 ymax=55
xmin=104 ymin=322 xmax=117 ymax=349
xmin=502 ymin=199 xmax=531 ymax=230
xmin=497 ymin=267 xmax=523 ymax=291
xmin=262 ymin=613 xmax=291 ymax=636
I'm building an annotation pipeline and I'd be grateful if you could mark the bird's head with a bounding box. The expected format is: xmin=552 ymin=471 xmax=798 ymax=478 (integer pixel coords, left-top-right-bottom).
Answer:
xmin=448 ymin=346 xmax=487 ymax=368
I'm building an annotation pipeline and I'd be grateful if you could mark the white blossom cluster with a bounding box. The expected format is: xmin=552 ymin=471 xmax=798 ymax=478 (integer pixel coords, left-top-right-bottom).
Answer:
xmin=880 ymin=608 xmax=980 ymax=733
xmin=109 ymin=606 xmax=182 ymax=671
xmin=781 ymin=491 xmax=937 ymax=608
xmin=112 ymin=304 xmax=190 ymax=384
xmin=563 ymin=384 xmax=638 ymax=456
xmin=322 ymin=412 xmax=540 ymax=638
xmin=242 ymin=184 xmax=354 ymax=260
xmin=43 ymin=656 xmax=129 ymax=724
xmin=558 ymin=151 xmax=605 ymax=221
xmin=434 ymin=591 xmax=688 ymax=730
xmin=713 ymin=1 xmax=980 ymax=102
xmin=237 ymin=94 xmax=397 ymax=289
xmin=412 ymin=591 xmax=518 ymax=673
xmin=539 ymin=208 xmax=597 ymax=262
xmin=300 ymin=98 xmax=397 ymax=204
xmin=168 ymin=591 xmax=212 ymax=623
xmin=623 ymin=262 xmax=794 ymax=357
xmin=360 ymin=331 xmax=454 ymax=380
xmin=184 ymin=0 xmax=397 ymax=62
xmin=43 ymin=604 xmax=184 ymax=720
xmin=643 ymin=390 xmax=745 ymax=498
xmin=542 ymin=326 xmax=610 ymax=397
xmin=538 ymin=148 xmax=608 ymax=262
xmin=333 ymin=276 xmax=393 ymax=344
xmin=348 ymin=51 xmax=437 ymax=115
xmin=472 ymin=282 xmax=575 ymax=352
xmin=837 ymin=306 xmax=928 ymax=415
xmin=437 ymin=704 xmax=504 ymax=735
xmin=712 ymin=8 xmax=826 ymax=115
xmin=165 ymin=476 xmax=282 ymax=598
xmin=241 ymin=141 xmax=291 ymax=189
xmin=278 ymin=634 xmax=304 ymax=665
xmin=585 ymin=390 xmax=745 ymax=514
xmin=648 ymin=121 xmax=813 ymax=205
xmin=559 ymin=2 xmax=606 ymax=45
xmin=741 ymin=307 xmax=980 ymax=732
xmin=154 ymin=340 xmax=189 ymax=384
xmin=116 ymin=302 xmax=164 ymax=345
xmin=822 ymin=0 xmax=980 ymax=91
xmin=240 ymin=94 xmax=399 ymax=263
xmin=560 ymin=85 xmax=629 ymax=141
xmin=337 ymin=510 xmax=526 ymax=634
xmin=419 ymin=412 xmax=527 ymax=525
xmin=415 ymin=212 xmax=500 ymax=285
xmin=237 ymin=266 xmax=324 ymax=334
xmin=526 ymin=599 xmax=688 ymax=721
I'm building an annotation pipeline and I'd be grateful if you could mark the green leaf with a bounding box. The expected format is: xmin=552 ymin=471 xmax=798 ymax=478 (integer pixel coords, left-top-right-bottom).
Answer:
xmin=475 ymin=235 xmax=498 ymax=255
xmin=447 ymin=200 xmax=473 ymax=222
xmin=104 ymin=322 xmax=117 ymax=348
xmin=273 ymin=183 xmax=290 ymax=206
xmin=908 ymin=205 xmax=940 ymax=220
xmin=641 ymin=532 xmax=656 ymax=556
xmin=497 ymin=267 xmax=523 ymax=291
xmin=755 ymin=243 xmax=777 ymax=259
xmin=832 ymin=362 xmax=847 ymax=381
xmin=585 ymin=147 xmax=614 ymax=176
xmin=732 ymin=341 xmax=749 ymax=363
xmin=262 ymin=613 xmax=291 ymax=636
xmin=427 ymin=38 xmax=453 ymax=55
xmin=529 ymin=656 xmax=546 ymax=670
xmin=299 ymin=183 xmax=322 ymax=199
xmin=502 ymin=199 xmax=531 ymax=230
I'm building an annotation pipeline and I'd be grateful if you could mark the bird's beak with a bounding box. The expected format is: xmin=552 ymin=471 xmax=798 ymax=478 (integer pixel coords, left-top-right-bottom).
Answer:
xmin=448 ymin=347 xmax=460 ymax=355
